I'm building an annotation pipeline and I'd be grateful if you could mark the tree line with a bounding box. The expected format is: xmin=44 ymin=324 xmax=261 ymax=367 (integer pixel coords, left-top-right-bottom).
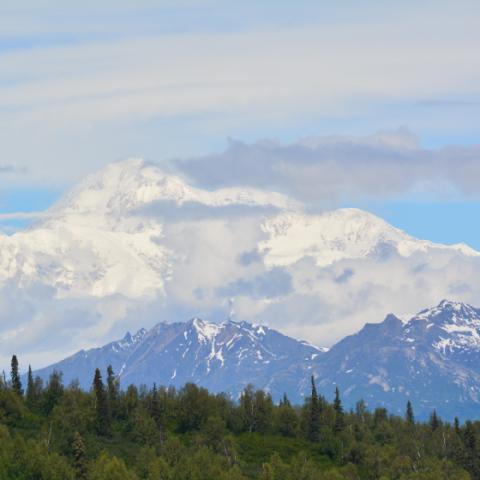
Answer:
xmin=1 ymin=354 xmax=479 ymax=479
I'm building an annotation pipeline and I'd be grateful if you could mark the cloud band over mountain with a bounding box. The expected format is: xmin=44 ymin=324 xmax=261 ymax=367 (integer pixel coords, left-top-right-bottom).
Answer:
xmin=174 ymin=130 xmax=480 ymax=206
xmin=1 ymin=159 xmax=480 ymax=371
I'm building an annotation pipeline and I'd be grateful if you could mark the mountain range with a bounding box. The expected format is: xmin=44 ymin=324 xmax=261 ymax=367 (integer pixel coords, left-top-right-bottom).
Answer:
xmin=35 ymin=299 xmax=480 ymax=420
xmin=2 ymin=158 xmax=480 ymax=370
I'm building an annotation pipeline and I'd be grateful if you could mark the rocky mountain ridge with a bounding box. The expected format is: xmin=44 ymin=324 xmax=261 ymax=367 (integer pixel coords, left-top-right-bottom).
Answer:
xmin=35 ymin=299 xmax=480 ymax=419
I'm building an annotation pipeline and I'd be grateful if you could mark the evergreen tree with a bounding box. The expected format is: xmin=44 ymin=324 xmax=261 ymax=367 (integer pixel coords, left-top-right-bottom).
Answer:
xmin=10 ymin=354 xmax=23 ymax=396
xmin=26 ymin=365 xmax=35 ymax=407
xmin=463 ymin=420 xmax=480 ymax=478
xmin=150 ymin=383 xmax=163 ymax=430
xmin=406 ymin=400 xmax=414 ymax=425
xmin=275 ymin=397 xmax=298 ymax=437
xmin=355 ymin=399 xmax=367 ymax=423
xmin=254 ymin=390 xmax=274 ymax=434
xmin=333 ymin=386 xmax=344 ymax=431
xmin=454 ymin=416 xmax=461 ymax=435
xmin=43 ymin=370 xmax=64 ymax=414
xmin=280 ymin=393 xmax=291 ymax=407
xmin=308 ymin=375 xmax=320 ymax=442
xmin=93 ymin=368 xmax=110 ymax=435
xmin=73 ymin=431 xmax=89 ymax=480
xmin=106 ymin=365 xmax=118 ymax=417
xmin=430 ymin=409 xmax=440 ymax=431
xmin=240 ymin=384 xmax=256 ymax=433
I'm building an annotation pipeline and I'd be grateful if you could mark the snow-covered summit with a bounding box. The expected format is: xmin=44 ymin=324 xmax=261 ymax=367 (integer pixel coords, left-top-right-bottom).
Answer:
xmin=412 ymin=299 xmax=480 ymax=322
xmin=53 ymin=158 xmax=295 ymax=217
xmin=260 ymin=208 xmax=479 ymax=268
xmin=403 ymin=300 xmax=480 ymax=356
xmin=0 ymin=159 xmax=295 ymax=298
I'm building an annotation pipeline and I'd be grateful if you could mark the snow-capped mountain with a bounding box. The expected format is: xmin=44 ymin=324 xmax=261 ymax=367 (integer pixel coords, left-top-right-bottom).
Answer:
xmin=2 ymin=158 xmax=480 ymax=368
xmin=0 ymin=159 xmax=294 ymax=299
xmin=260 ymin=209 xmax=478 ymax=268
xmin=53 ymin=158 xmax=295 ymax=217
xmin=312 ymin=300 xmax=480 ymax=419
xmin=34 ymin=317 xmax=325 ymax=400
xmin=0 ymin=158 xmax=476 ymax=299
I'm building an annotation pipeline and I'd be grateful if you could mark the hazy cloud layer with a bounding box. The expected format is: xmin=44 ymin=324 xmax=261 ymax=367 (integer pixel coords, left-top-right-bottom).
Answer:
xmin=1 ymin=1 xmax=480 ymax=187
xmin=175 ymin=130 xmax=480 ymax=206
xmin=218 ymin=268 xmax=293 ymax=300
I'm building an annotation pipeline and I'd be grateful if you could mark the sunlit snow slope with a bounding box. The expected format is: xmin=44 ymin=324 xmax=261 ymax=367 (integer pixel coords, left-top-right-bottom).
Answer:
xmin=0 ymin=158 xmax=476 ymax=299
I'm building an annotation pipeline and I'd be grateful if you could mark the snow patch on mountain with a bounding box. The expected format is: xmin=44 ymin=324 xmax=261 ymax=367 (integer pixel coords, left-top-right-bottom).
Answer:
xmin=260 ymin=209 xmax=479 ymax=268
xmin=405 ymin=300 xmax=480 ymax=354
xmin=0 ymin=159 xmax=296 ymax=299
xmin=54 ymin=158 xmax=295 ymax=216
xmin=32 ymin=300 xmax=480 ymax=419
xmin=34 ymin=316 xmax=326 ymax=401
xmin=192 ymin=317 xmax=222 ymax=343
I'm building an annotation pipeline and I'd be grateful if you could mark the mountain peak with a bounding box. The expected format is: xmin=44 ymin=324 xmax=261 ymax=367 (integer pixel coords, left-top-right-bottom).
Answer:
xmin=53 ymin=158 xmax=190 ymax=216
xmin=438 ymin=299 xmax=472 ymax=310
xmin=117 ymin=327 xmax=147 ymax=349
xmin=190 ymin=317 xmax=223 ymax=343
xmin=52 ymin=157 xmax=295 ymax=218
xmin=34 ymin=316 xmax=324 ymax=402
xmin=413 ymin=300 xmax=480 ymax=323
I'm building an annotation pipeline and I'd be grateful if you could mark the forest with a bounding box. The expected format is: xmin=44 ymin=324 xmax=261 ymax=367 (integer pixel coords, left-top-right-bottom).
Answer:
xmin=0 ymin=354 xmax=479 ymax=479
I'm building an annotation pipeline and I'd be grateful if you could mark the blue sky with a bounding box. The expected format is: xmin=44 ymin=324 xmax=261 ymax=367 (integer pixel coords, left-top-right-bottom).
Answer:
xmin=1 ymin=0 xmax=480 ymax=247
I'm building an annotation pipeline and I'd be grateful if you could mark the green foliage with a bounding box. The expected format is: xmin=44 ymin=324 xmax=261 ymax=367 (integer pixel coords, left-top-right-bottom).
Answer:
xmin=73 ymin=431 xmax=89 ymax=480
xmin=10 ymin=355 xmax=23 ymax=396
xmin=333 ymin=387 xmax=344 ymax=432
xmin=42 ymin=370 xmax=64 ymax=414
xmin=406 ymin=400 xmax=415 ymax=425
xmin=0 ymin=386 xmax=25 ymax=425
xmin=0 ymin=360 xmax=478 ymax=479
xmin=93 ymin=368 xmax=110 ymax=435
xmin=107 ymin=364 xmax=119 ymax=418
xmin=91 ymin=452 xmax=137 ymax=480
xmin=308 ymin=375 xmax=320 ymax=442
xmin=274 ymin=398 xmax=299 ymax=437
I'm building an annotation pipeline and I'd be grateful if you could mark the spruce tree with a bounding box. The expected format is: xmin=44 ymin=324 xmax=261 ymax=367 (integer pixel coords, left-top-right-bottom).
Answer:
xmin=282 ymin=393 xmax=291 ymax=407
xmin=429 ymin=409 xmax=440 ymax=431
xmin=355 ymin=399 xmax=367 ymax=422
xmin=43 ymin=370 xmax=64 ymax=414
xmin=150 ymin=383 xmax=163 ymax=432
xmin=106 ymin=365 xmax=118 ymax=418
xmin=333 ymin=386 xmax=344 ymax=432
xmin=406 ymin=400 xmax=414 ymax=425
xmin=10 ymin=355 xmax=23 ymax=396
xmin=454 ymin=416 xmax=460 ymax=435
xmin=93 ymin=368 xmax=110 ymax=435
xmin=73 ymin=431 xmax=89 ymax=480
xmin=308 ymin=375 xmax=320 ymax=442
xmin=26 ymin=365 xmax=35 ymax=407
xmin=240 ymin=384 xmax=256 ymax=433
xmin=463 ymin=421 xmax=480 ymax=478
xmin=277 ymin=396 xmax=298 ymax=437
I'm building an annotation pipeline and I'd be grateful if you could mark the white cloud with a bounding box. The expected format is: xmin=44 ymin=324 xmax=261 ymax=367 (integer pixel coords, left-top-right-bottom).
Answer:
xmin=0 ymin=2 xmax=479 ymax=186
xmin=174 ymin=130 xmax=480 ymax=205
xmin=0 ymin=211 xmax=47 ymax=220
